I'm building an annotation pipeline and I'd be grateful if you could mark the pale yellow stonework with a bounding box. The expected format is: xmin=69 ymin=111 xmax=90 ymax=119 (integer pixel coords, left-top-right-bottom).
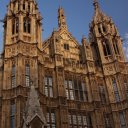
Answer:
xmin=0 ymin=0 xmax=128 ymax=128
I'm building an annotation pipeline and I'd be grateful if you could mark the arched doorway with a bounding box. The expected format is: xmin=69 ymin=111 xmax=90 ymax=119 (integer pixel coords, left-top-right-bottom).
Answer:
xmin=30 ymin=116 xmax=44 ymax=128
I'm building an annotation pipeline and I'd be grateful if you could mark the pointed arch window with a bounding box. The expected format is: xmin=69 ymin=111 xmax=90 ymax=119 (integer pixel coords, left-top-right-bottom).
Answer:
xmin=23 ymin=17 xmax=31 ymax=33
xmin=104 ymin=114 xmax=112 ymax=128
xmin=28 ymin=3 xmax=30 ymax=12
xmin=124 ymin=80 xmax=128 ymax=99
xmin=12 ymin=18 xmax=19 ymax=35
xmin=23 ymin=2 xmax=25 ymax=10
xmin=12 ymin=19 xmax=15 ymax=35
xmin=112 ymin=78 xmax=120 ymax=102
xmin=98 ymin=26 xmax=101 ymax=34
xmin=18 ymin=2 xmax=20 ymax=11
xmin=46 ymin=109 xmax=56 ymax=128
xmin=99 ymin=85 xmax=107 ymax=104
xmin=12 ymin=65 xmax=16 ymax=88
xmin=113 ymin=40 xmax=120 ymax=55
xmin=119 ymin=111 xmax=126 ymax=128
xmin=10 ymin=100 xmax=16 ymax=128
xmin=44 ymin=76 xmax=53 ymax=97
xmin=25 ymin=64 xmax=30 ymax=87
xmin=102 ymin=40 xmax=111 ymax=56
xmin=16 ymin=18 xmax=19 ymax=33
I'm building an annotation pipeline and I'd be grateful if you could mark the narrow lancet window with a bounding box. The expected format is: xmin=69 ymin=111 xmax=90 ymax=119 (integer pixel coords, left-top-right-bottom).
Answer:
xmin=12 ymin=65 xmax=16 ymax=88
xmin=25 ymin=64 xmax=30 ymax=87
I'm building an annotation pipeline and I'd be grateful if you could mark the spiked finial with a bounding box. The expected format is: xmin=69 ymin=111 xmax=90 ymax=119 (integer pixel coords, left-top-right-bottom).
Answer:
xmin=93 ymin=0 xmax=100 ymax=11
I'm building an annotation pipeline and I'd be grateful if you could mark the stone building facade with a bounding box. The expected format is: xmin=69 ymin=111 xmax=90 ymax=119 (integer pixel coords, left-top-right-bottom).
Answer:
xmin=0 ymin=0 xmax=128 ymax=128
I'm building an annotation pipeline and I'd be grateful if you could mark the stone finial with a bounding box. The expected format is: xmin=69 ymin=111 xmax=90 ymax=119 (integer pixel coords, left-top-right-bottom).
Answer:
xmin=93 ymin=0 xmax=100 ymax=11
xmin=82 ymin=35 xmax=87 ymax=45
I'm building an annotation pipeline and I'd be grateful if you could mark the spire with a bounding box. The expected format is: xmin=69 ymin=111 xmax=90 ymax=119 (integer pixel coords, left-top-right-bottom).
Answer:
xmin=58 ymin=7 xmax=68 ymax=30
xmin=22 ymin=84 xmax=46 ymax=128
xmin=92 ymin=0 xmax=110 ymax=23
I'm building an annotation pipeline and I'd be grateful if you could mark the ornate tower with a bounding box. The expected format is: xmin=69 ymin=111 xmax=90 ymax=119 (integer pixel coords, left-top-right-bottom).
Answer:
xmin=89 ymin=1 xmax=128 ymax=127
xmin=89 ymin=0 xmax=125 ymax=65
xmin=1 ymin=0 xmax=45 ymax=128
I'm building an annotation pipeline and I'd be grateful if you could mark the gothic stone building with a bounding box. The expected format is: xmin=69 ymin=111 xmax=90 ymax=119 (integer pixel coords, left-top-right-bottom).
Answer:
xmin=0 ymin=0 xmax=128 ymax=128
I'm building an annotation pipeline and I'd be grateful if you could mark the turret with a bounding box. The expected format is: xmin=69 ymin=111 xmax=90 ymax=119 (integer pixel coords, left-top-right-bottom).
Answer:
xmin=89 ymin=0 xmax=125 ymax=65
xmin=4 ymin=0 xmax=43 ymax=49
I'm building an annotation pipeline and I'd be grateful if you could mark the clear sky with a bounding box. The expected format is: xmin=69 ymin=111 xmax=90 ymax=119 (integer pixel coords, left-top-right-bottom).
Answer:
xmin=0 ymin=0 xmax=128 ymax=52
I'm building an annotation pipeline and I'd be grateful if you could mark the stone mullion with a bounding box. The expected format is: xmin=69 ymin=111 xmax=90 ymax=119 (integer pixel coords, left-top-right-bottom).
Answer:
xmin=19 ymin=15 xmax=23 ymax=40
xmin=17 ymin=57 xmax=23 ymax=86
xmin=112 ymin=112 xmax=120 ymax=128
xmin=31 ymin=17 xmax=36 ymax=43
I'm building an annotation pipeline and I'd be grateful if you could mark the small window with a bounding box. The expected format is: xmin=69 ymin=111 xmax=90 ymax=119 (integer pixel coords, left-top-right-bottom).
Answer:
xmin=103 ymin=26 xmax=106 ymax=32
xmin=18 ymin=2 xmax=20 ymax=11
xmin=28 ymin=3 xmax=30 ymax=12
xmin=119 ymin=112 xmax=126 ymax=128
xmin=23 ymin=2 xmax=25 ymax=10
xmin=44 ymin=76 xmax=53 ymax=97
xmin=99 ymin=85 xmax=106 ymax=104
xmin=28 ymin=18 xmax=31 ymax=33
xmin=113 ymin=40 xmax=120 ymax=55
xmin=10 ymin=100 xmax=16 ymax=128
xmin=12 ymin=20 xmax=15 ymax=35
xmin=98 ymin=27 xmax=101 ymax=34
xmin=102 ymin=41 xmax=111 ymax=56
xmin=68 ymin=112 xmax=92 ymax=127
xmin=12 ymin=65 xmax=16 ymax=88
xmin=16 ymin=19 xmax=19 ymax=33
xmin=23 ymin=17 xmax=31 ymax=33
xmin=25 ymin=65 xmax=30 ymax=87
xmin=112 ymin=78 xmax=120 ymax=102
xmin=64 ymin=44 xmax=69 ymax=50
xmin=12 ymin=18 xmax=19 ymax=35
xmin=47 ymin=109 xmax=56 ymax=127
xmin=104 ymin=114 xmax=112 ymax=128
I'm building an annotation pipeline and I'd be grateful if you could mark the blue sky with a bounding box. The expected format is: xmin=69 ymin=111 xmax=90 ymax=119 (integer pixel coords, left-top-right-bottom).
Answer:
xmin=0 ymin=0 xmax=128 ymax=52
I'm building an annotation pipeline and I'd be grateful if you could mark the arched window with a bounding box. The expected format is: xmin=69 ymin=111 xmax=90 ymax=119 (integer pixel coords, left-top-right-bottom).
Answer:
xmin=23 ymin=2 xmax=25 ymax=10
xmin=28 ymin=18 xmax=31 ymax=33
xmin=16 ymin=18 xmax=19 ymax=33
xmin=23 ymin=17 xmax=31 ymax=33
xmin=25 ymin=64 xmax=30 ymax=86
xmin=10 ymin=100 xmax=16 ymax=128
xmin=113 ymin=40 xmax=120 ymax=55
xmin=28 ymin=3 xmax=30 ymax=12
xmin=12 ymin=18 xmax=19 ymax=35
xmin=18 ymin=2 xmax=20 ymax=11
xmin=112 ymin=78 xmax=120 ymax=102
xmin=99 ymin=85 xmax=106 ymax=104
xmin=98 ymin=26 xmax=101 ymax=34
xmin=102 ymin=25 xmax=106 ymax=33
xmin=102 ymin=40 xmax=111 ymax=56
xmin=12 ymin=19 xmax=15 ymax=35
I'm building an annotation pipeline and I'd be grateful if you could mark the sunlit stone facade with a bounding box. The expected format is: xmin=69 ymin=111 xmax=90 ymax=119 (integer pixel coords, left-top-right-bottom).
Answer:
xmin=0 ymin=0 xmax=128 ymax=128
